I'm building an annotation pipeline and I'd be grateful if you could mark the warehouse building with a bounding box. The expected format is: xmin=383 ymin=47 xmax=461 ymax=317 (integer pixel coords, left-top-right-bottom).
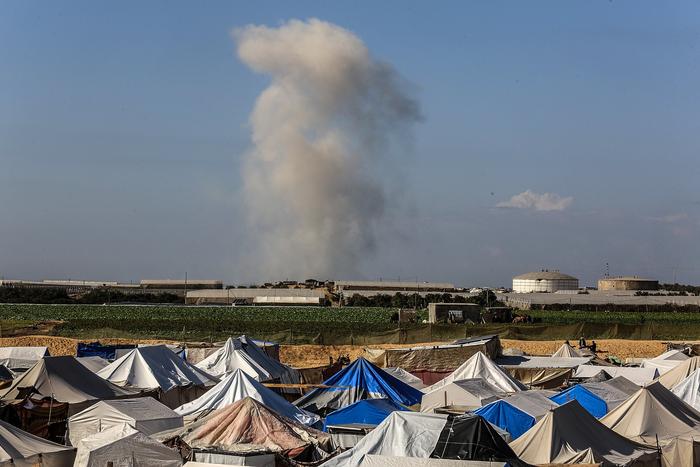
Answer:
xmin=512 ymin=270 xmax=579 ymax=293
xmin=185 ymin=288 xmax=327 ymax=306
xmin=597 ymin=276 xmax=659 ymax=291
xmin=334 ymin=280 xmax=471 ymax=298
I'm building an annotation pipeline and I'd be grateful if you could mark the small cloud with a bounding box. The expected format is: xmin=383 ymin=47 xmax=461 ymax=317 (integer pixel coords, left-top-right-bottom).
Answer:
xmin=496 ymin=190 xmax=573 ymax=212
xmin=645 ymin=213 xmax=689 ymax=224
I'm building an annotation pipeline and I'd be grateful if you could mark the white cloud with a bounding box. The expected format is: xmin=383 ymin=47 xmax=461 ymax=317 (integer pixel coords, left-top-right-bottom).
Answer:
xmin=496 ymin=190 xmax=573 ymax=212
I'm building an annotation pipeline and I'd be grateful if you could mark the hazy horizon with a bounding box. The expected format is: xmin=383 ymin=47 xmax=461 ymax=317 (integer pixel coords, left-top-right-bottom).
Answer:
xmin=2 ymin=2 xmax=699 ymax=287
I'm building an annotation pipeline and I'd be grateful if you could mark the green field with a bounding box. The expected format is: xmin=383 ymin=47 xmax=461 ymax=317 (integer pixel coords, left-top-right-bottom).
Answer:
xmin=1 ymin=304 xmax=700 ymax=342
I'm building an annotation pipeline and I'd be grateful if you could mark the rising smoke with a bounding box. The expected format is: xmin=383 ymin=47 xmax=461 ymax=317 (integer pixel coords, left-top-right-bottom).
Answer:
xmin=235 ymin=19 xmax=420 ymax=279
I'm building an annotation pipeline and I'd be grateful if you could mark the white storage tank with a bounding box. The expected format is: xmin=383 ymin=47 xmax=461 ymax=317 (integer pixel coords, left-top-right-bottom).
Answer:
xmin=512 ymin=270 xmax=579 ymax=293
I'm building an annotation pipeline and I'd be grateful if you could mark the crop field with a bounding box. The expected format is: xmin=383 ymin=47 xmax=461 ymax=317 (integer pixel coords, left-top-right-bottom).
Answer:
xmin=529 ymin=309 xmax=700 ymax=324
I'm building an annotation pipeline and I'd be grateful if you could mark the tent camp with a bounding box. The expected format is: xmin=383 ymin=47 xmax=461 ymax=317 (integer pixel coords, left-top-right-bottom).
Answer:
xmin=295 ymin=358 xmax=423 ymax=416
xmin=420 ymin=378 xmax=503 ymax=413
xmin=68 ymin=397 xmax=183 ymax=446
xmin=354 ymin=456 xmax=508 ymax=466
xmin=0 ymin=356 xmax=137 ymax=415
xmin=640 ymin=349 xmax=689 ymax=374
xmin=550 ymin=376 xmax=639 ymax=418
xmin=382 ymin=367 xmax=426 ymax=390
xmin=195 ymin=336 xmax=299 ymax=387
xmin=496 ymin=356 xmax=591 ymax=389
xmin=474 ymin=391 xmax=559 ymax=439
xmin=575 ymin=365 xmax=659 ymax=385
xmin=97 ymin=345 xmax=218 ymax=408
xmin=321 ymin=411 xmax=527 ymax=467
xmin=323 ymin=398 xmax=408 ymax=449
xmin=552 ymin=342 xmax=585 ymax=358
xmin=423 ymin=352 xmax=525 ymax=395
xmin=672 ymin=368 xmax=700 ymax=411
xmin=509 ymin=400 xmax=658 ymax=466
xmin=74 ymin=423 xmax=182 ymax=467
xmin=601 ymin=381 xmax=700 ymax=467
xmin=164 ymin=397 xmax=333 ymax=466
xmin=362 ymin=335 xmax=501 ymax=385
xmin=0 ymin=346 xmax=48 ymax=372
xmin=174 ymin=368 xmax=319 ymax=426
xmin=0 ymin=418 xmax=76 ymax=466
xmin=76 ymin=356 xmax=110 ymax=373
xmin=656 ymin=356 xmax=700 ymax=389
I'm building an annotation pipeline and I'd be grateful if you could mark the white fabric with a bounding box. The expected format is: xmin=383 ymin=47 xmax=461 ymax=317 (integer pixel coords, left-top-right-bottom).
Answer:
xmin=672 ymin=368 xmax=700 ymax=411
xmin=195 ymin=336 xmax=299 ymax=387
xmin=0 ymin=347 xmax=48 ymax=371
xmin=76 ymin=356 xmax=110 ymax=373
xmin=509 ymin=400 xmax=658 ymax=466
xmin=421 ymin=378 xmax=502 ymax=413
xmin=657 ymin=357 xmax=700 ymax=389
xmin=174 ymin=369 xmax=319 ymax=426
xmin=551 ymin=343 xmax=583 ymax=358
xmin=497 ymin=356 xmax=591 ymax=369
xmin=641 ymin=350 xmax=689 ymax=374
xmin=575 ymin=365 xmax=659 ymax=385
xmin=97 ymin=345 xmax=217 ymax=391
xmin=424 ymin=352 xmax=525 ymax=394
xmin=0 ymin=418 xmax=75 ymax=466
xmin=502 ymin=391 xmax=559 ymax=419
xmin=68 ymin=398 xmax=183 ymax=446
xmin=321 ymin=411 xmax=447 ymax=467
xmin=74 ymin=423 xmax=182 ymax=467
xmin=357 ymin=456 xmax=506 ymax=466
xmin=384 ymin=367 xmax=426 ymax=390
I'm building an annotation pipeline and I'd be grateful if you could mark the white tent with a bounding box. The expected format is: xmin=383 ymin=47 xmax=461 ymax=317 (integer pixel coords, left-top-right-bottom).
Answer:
xmin=509 ymin=400 xmax=658 ymax=466
xmin=551 ymin=343 xmax=584 ymax=358
xmin=601 ymin=381 xmax=700 ymax=467
xmin=0 ymin=346 xmax=48 ymax=371
xmin=97 ymin=345 xmax=218 ymax=408
xmin=74 ymin=423 xmax=182 ymax=467
xmin=421 ymin=378 xmax=503 ymax=413
xmin=0 ymin=418 xmax=75 ymax=466
xmin=641 ymin=349 xmax=689 ymax=374
xmin=68 ymin=397 xmax=183 ymax=446
xmin=383 ymin=367 xmax=426 ymax=390
xmin=76 ymin=356 xmax=110 ymax=373
xmin=574 ymin=365 xmax=658 ymax=385
xmin=672 ymin=368 xmax=700 ymax=410
xmin=356 ymin=456 xmax=507 ymax=466
xmin=174 ymin=368 xmax=319 ymax=426
xmin=423 ymin=352 xmax=525 ymax=394
xmin=657 ymin=357 xmax=700 ymax=389
xmin=195 ymin=336 xmax=300 ymax=389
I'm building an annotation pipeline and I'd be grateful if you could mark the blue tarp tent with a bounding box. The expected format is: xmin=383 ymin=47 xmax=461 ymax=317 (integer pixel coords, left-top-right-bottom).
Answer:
xmin=475 ymin=400 xmax=536 ymax=439
xmin=550 ymin=385 xmax=608 ymax=418
xmin=77 ymin=342 xmax=136 ymax=360
xmin=323 ymin=398 xmax=408 ymax=431
xmin=295 ymin=358 xmax=423 ymax=416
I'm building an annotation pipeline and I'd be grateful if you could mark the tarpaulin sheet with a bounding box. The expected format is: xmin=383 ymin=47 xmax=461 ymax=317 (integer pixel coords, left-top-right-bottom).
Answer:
xmin=474 ymin=401 xmax=535 ymax=440
xmin=551 ymin=385 xmax=608 ymax=418
xmin=324 ymin=398 xmax=408 ymax=431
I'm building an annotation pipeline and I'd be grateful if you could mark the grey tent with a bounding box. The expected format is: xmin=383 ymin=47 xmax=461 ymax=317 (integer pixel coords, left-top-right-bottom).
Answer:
xmin=421 ymin=378 xmax=503 ymax=413
xmin=68 ymin=397 xmax=183 ymax=446
xmin=0 ymin=347 xmax=49 ymax=372
xmin=0 ymin=418 xmax=75 ymax=466
xmin=76 ymin=356 xmax=110 ymax=373
xmin=509 ymin=400 xmax=659 ymax=466
xmin=0 ymin=356 xmax=138 ymax=415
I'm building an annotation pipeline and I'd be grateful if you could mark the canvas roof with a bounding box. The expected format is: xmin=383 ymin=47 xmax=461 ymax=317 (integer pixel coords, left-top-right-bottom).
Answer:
xmin=600 ymin=381 xmax=700 ymax=445
xmin=0 ymin=418 xmax=76 ymax=466
xmin=175 ymin=397 xmax=333 ymax=457
xmin=552 ymin=343 xmax=584 ymax=358
xmin=0 ymin=347 xmax=48 ymax=371
xmin=641 ymin=349 xmax=689 ymax=374
xmin=424 ymin=352 xmax=525 ymax=394
xmin=76 ymin=356 xmax=110 ymax=373
xmin=174 ymin=368 xmax=319 ymax=426
xmin=355 ymin=456 xmax=507 ymax=466
xmin=97 ymin=345 xmax=217 ymax=391
xmin=195 ymin=336 xmax=299 ymax=386
xmin=551 ymin=376 xmax=639 ymax=418
xmin=421 ymin=378 xmax=503 ymax=413
xmin=575 ymin=365 xmax=658 ymax=385
xmin=671 ymin=368 xmax=700 ymax=411
xmin=68 ymin=397 xmax=183 ymax=446
xmin=0 ymin=356 xmax=136 ymax=405
xmin=74 ymin=423 xmax=181 ymax=467
xmin=496 ymin=356 xmax=592 ymax=369
xmin=324 ymin=398 xmax=408 ymax=430
xmin=295 ymin=358 xmax=423 ymax=416
xmin=321 ymin=411 xmax=526 ymax=467
xmin=475 ymin=391 xmax=558 ymax=439
xmin=383 ymin=367 xmax=426 ymax=390
xmin=656 ymin=356 xmax=700 ymax=389
xmin=509 ymin=400 xmax=658 ymax=466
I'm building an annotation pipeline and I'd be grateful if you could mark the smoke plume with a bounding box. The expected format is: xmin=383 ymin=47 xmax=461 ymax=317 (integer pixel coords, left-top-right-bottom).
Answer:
xmin=235 ymin=19 xmax=420 ymax=279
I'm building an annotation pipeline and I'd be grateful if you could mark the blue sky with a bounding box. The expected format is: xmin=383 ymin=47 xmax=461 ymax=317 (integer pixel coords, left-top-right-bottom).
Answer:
xmin=1 ymin=1 xmax=699 ymax=287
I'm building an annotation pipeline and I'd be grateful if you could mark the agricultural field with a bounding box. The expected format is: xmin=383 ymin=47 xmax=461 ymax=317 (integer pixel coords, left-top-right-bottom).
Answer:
xmin=528 ymin=309 xmax=700 ymax=324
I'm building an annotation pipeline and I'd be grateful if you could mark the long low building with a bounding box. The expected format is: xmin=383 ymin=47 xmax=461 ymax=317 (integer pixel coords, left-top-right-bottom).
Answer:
xmin=502 ymin=290 xmax=700 ymax=309
xmin=185 ymin=288 xmax=327 ymax=305
xmin=334 ymin=280 xmax=457 ymax=293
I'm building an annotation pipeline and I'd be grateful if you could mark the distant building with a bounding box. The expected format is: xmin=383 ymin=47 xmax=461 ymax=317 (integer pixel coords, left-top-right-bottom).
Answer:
xmin=334 ymin=280 xmax=468 ymax=298
xmin=512 ymin=270 xmax=579 ymax=293
xmin=427 ymin=303 xmax=481 ymax=324
xmin=597 ymin=276 xmax=659 ymax=291
xmin=185 ymin=288 xmax=327 ymax=306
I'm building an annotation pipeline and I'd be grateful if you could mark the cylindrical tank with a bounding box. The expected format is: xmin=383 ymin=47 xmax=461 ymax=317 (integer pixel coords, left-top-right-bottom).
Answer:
xmin=512 ymin=271 xmax=579 ymax=293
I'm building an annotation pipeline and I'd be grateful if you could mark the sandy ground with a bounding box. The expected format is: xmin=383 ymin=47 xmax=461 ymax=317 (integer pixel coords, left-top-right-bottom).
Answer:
xmin=0 ymin=335 xmax=671 ymax=367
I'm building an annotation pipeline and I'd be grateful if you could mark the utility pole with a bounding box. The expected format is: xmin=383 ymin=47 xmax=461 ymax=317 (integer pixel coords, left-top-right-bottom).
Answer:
xmin=184 ymin=271 xmax=188 ymax=305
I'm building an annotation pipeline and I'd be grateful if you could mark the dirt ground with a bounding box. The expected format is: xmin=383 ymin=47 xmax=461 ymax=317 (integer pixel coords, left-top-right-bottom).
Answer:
xmin=0 ymin=335 xmax=672 ymax=367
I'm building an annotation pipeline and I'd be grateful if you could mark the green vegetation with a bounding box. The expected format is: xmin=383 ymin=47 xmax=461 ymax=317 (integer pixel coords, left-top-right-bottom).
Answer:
xmin=530 ymin=309 xmax=700 ymax=324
